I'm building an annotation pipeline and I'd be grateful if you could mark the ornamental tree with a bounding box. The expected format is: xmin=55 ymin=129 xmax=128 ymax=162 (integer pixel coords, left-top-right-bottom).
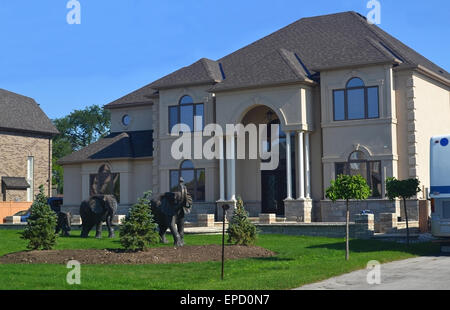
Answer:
xmin=326 ymin=174 xmax=371 ymax=260
xmin=385 ymin=177 xmax=421 ymax=246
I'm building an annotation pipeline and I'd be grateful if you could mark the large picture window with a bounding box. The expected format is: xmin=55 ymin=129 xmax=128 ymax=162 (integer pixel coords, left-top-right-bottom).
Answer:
xmin=333 ymin=77 xmax=379 ymax=121
xmin=335 ymin=151 xmax=382 ymax=198
xmin=170 ymin=160 xmax=205 ymax=202
xmin=169 ymin=95 xmax=204 ymax=133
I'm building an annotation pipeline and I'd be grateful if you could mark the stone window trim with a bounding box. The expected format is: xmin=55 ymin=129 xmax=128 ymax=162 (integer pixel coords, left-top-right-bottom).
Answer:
xmin=332 ymin=77 xmax=380 ymax=121
xmin=168 ymin=95 xmax=205 ymax=134
xmin=334 ymin=151 xmax=383 ymax=199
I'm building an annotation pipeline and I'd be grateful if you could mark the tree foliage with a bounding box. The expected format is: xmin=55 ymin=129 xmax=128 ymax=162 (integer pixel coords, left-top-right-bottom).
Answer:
xmin=326 ymin=174 xmax=372 ymax=202
xmin=385 ymin=177 xmax=421 ymax=245
xmin=21 ymin=185 xmax=58 ymax=250
xmin=326 ymin=174 xmax=371 ymax=260
xmin=119 ymin=191 xmax=159 ymax=252
xmin=385 ymin=178 xmax=421 ymax=201
xmin=227 ymin=197 xmax=258 ymax=246
xmin=52 ymin=105 xmax=111 ymax=193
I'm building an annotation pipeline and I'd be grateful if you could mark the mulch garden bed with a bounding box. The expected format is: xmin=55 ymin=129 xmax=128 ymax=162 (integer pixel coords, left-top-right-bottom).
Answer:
xmin=0 ymin=245 xmax=276 ymax=265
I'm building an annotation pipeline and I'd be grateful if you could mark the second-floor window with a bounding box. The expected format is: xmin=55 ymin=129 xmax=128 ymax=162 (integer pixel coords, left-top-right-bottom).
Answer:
xmin=333 ymin=77 xmax=379 ymax=121
xmin=169 ymin=95 xmax=204 ymax=133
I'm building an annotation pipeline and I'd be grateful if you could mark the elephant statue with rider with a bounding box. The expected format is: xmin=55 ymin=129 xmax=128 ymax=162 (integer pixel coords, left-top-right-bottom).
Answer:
xmin=79 ymin=163 xmax=118 ymax=238
xmin=150 ymin=177 xmax=193 ymax=247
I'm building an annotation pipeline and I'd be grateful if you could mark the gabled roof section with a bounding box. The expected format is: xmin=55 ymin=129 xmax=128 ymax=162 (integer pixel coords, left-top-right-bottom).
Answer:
xmin=58 ymin=130 xmax=153 ymax=165
xmin=213 ymin=11 xmax=448 ymax=91
xmin=211 ymin=48 xmax=312 ymax=92
xmin=150 ymin=58 xmax=223 ymax=90
xmin=0 ymin=89 xmax=59 ymax=136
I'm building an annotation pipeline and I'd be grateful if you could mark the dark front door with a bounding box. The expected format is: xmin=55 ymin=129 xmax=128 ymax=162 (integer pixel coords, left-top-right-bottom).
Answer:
xmin=260 ymin=121 xmax=295 ymax=216
xmin=261 ymin=170 xmax=287 ymax=216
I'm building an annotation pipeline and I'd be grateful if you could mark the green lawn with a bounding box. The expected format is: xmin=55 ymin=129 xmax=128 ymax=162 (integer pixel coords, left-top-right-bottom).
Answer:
xmin=0 ymin=230 xmax=439 ymax=290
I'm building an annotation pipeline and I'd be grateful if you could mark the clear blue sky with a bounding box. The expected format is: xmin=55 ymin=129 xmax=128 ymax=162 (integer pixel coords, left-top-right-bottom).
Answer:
xmin=0 ymin=0 xmax=448 ymax=119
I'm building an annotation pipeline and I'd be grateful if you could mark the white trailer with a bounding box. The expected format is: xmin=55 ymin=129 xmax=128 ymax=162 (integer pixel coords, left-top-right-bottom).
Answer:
xmin=430 ymin=135 xmax=450 ymax=241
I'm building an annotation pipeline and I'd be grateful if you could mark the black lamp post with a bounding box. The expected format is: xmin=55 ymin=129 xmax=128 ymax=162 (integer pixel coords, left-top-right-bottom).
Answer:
xmin=221 ymin=204 xmax=230 ymax=280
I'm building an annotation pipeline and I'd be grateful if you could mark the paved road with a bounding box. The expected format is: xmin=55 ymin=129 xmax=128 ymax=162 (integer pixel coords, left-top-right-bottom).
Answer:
xmin=297 ymin=256 xmax=450 ymax=290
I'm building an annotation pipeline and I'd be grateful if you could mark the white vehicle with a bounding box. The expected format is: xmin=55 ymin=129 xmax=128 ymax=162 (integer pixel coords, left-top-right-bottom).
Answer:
xmin=430 ymin=135 xmax=450 ymax=237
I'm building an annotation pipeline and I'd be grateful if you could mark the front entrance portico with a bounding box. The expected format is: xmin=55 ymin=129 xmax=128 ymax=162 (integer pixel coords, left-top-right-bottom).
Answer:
xmin=214 ymin=86 xmax=315 ymax=222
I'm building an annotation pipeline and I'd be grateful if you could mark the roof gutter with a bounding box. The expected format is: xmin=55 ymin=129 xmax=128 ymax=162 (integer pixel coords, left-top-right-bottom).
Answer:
xmin=104 ymin=101 xmax=154 ymax=110
xmin=209 ymin=79 xmax=316 ymax=94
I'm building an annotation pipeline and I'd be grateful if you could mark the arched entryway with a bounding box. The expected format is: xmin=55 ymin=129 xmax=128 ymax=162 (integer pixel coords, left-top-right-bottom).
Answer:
xmin=237 ymin=106 xmax=296 ymax=216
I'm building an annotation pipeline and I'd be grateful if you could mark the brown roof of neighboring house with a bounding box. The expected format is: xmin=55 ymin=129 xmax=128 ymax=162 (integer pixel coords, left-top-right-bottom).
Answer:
xmin=0 ymin=89 xmax=59 ymax=136
xmin=58 ymin=130 xmax=153 ymax=164
xmin=105 ymin=11 xmax=449 ymax=107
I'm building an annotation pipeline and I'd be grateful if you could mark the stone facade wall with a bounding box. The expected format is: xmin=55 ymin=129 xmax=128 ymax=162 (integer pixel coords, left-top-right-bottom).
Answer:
xmin=320 ymin=199 xmax=400 ymax=223
xmin=0 ymin=131 xmax=51 ymax=201
xmin=256 ymin=214 xmax=374 ymax=239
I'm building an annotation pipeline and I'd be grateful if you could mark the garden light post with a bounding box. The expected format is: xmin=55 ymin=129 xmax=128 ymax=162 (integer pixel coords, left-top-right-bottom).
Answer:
xmin=221 ymin=204 xmax=230 ymax=280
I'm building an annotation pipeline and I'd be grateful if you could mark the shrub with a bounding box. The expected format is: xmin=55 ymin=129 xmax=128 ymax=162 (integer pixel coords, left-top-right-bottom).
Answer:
xmin=21 ymin=185 xmax=58 ymax=250
xmin=119 ymin=191 xmax=159 ymax=251
xmin=227 ymin=197 xmax=258 ymax=246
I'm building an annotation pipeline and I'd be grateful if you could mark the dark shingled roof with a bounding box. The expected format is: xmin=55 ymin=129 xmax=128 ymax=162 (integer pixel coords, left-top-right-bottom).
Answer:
xmin=105 ymin=84 xmax=157 ymax=109
xmin=1 ymin=177 xmax=30 ymax=190
xmin=0 ymin=89 xmax=59 ymax=136
xmin=58 ymin=130 xmax=154 ymax=164
xmin=106 ymin=11 xmax=449 ymax=104
xmin=151 ymin=58 xmax=223 ymax=89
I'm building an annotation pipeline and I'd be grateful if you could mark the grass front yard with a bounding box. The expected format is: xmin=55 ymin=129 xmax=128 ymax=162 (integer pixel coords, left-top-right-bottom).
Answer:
xmin=0 ymin=230 xmax=440 ymax=290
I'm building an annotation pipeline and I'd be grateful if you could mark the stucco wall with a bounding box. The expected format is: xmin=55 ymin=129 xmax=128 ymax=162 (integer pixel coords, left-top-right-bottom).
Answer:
xmin=320 ymin=65 xmax=398 ymax=196
xmin=414 ymin=73 xmax=450 ymax=196
xmin=0 ymin=131 xmax=51 ymax=201
xmin=62 ymin=159 xmax=153 ymax=214
xmin=395 ymin=70 xmax=450 ymax=197
xmin=110 ymin=105 xmax=153 ymax=133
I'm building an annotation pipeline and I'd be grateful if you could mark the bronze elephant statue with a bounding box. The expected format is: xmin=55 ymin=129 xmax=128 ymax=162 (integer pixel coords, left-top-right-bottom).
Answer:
xmin=150 ymin=190 xmax=192 ymax=247
xmin=80 ymin=195 xmax=118 ymax=238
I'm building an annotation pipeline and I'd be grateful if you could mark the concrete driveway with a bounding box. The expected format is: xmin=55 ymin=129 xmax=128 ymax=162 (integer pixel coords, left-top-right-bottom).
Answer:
xmin=297 ymin=256 xmax=450 ymax=290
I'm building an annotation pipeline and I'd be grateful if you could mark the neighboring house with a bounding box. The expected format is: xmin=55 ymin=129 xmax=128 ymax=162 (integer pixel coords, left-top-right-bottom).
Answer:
xmin=0 ymin=89 xmax=58 ymax=203
xmin=59 ymin=11 xmax=450 ymax=224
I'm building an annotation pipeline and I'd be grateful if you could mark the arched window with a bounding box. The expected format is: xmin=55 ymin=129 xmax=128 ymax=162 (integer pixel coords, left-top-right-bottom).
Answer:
xmin=346 ymin=77 xmax=365 ymax=88
xmin=333 ymin=77 xmax=379 ymax=121
xmin=335 ymin=151 xmax=382 ymax=198
xmin=170 ymin=160 xmax=205 ymax=202
xmin=169 ymin=95 xmax=204 ymax=133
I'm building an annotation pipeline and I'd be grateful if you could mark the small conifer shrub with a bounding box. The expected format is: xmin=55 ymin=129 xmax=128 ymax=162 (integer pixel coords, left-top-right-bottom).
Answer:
xmin=21 ymin=185 xmax=58 ymax=250
xmin=227 ymin=197 xmax=258 ymax=246
xmin=119 ymin=191 xmax=159 ymax=251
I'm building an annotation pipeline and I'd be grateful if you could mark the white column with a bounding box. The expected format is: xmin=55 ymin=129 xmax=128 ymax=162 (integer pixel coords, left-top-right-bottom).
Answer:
xmin=285 ymin=131 xmax=292 ymax=200
xmin=218 ymin=136 xmax=225 ymax=201
xmin=226 ymin=135 xmax=236 ymax=201
xmin=305 ymin=132 xmax=311 ymax=199
xmin=297 ymin=131 xmax=305 ymax=200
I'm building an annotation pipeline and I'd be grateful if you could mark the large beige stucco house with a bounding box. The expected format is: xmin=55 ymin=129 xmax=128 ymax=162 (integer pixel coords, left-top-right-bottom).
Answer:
xmin=59 ymin=12 xmax=450 ymax=224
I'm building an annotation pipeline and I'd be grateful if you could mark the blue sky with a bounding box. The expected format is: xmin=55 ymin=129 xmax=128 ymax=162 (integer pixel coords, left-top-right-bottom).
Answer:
xmin=0 ymin=0 xmax=448 ymax=119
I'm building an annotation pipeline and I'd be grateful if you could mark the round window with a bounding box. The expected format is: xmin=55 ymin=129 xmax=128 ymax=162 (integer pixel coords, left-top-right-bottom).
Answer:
xmin=122 ymin=115 xmax=131 ymax=126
